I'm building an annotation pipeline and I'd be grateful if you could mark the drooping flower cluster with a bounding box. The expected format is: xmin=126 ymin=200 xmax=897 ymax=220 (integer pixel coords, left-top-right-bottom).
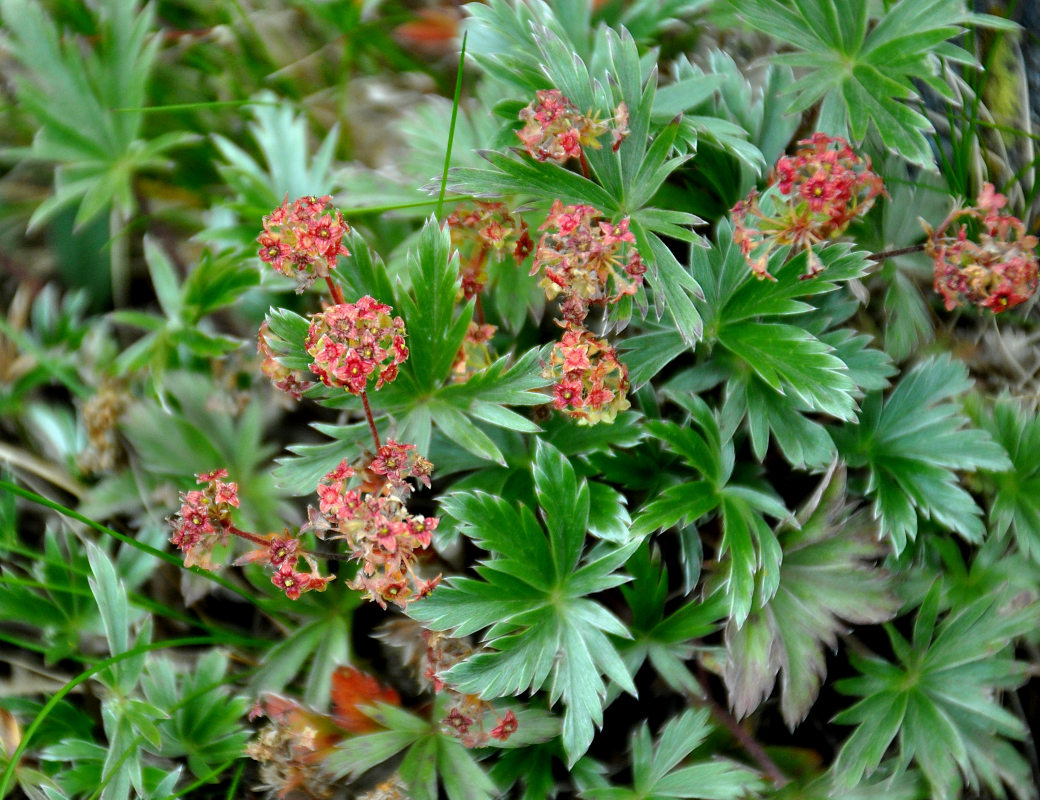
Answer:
xmin=532 ymin=200 xmax=646 ymax=325
xmin=258 ymin=320 xmax=308 ymax=400
xmin=168 ymin=469 xmax=240 ymax=570
xmin=446 ymin=201 xmax=533 ymax=300
xmin=311 ymin=442 xmax=439 ymax=609
xmin=543 ymin=324 xmax=631 ymax=425
xmin=305 ymin=297 xmax=408 ymax=394
xmin=517 ymin=89 xmax=628 ymax=163
xmin=732 ymin=133 xmax=885 ymax=279
xmin=925 ymin=182 xmax=1039 ymax=313
xmin=258 ymin=195 xmax=350 ymax=292
xmin=168 ymin=469 xmax=332 ymax=599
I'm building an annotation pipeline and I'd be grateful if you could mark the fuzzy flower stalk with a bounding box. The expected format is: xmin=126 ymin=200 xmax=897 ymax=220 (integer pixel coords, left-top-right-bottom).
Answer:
xmin=925 ymin=182 xmax=1039 ymax=313
xmin=732 ymin=133 xmax=884 ymax=279
xmin=258 ymin=195 xmax=350 ymax=298
xmin=305 ymin=296 xmax=408 ymax=449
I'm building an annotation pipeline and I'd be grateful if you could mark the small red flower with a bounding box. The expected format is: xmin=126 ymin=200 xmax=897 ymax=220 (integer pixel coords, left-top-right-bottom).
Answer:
xmin=490 ymin=710 xmax=518 ymax=741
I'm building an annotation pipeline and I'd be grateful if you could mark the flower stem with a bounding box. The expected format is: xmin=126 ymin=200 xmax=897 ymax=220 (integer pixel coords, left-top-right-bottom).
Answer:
xmin=689 ymin=668 xmax=789 ymax=786
xmin=579 ymin=150 xmax=591 ymax=180
xmin=361 ymin=389 xmax=382 ymax=451
xmin=325 ymin=276 xmax=346 ymax=305
xmin=868 ymin=243 xmax=927 ymax=261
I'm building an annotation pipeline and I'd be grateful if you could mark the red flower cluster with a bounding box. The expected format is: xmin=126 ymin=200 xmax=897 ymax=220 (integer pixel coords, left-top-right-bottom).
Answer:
xmin=311 ymin=447 xmax=439 ymax=609
xmin=532 ymin=200 xmax=646 ymax=325
xmin=258 ymin=195 xmax=350 ymax=292
xmin=926 ymin=182 xmax=1039 ymax=313
xmin=234 ymin=531 xmax=332 ymax=601
xmin=305 ymin=297 xmax=408 ymax=394
xmin=732 ymin=133 xmax=884 ymax=279
xmin=544 ymin=324 xmax=631 ymax=425
xmin=447 ymin=201 xmax=533 ymax=300
xmin=258 ymin=320 xmax=308 ymax=400
xmin=168 ymin=469 xmax=240 ymax=570
xmin=517 ymin=89 xmax=628 ymax=163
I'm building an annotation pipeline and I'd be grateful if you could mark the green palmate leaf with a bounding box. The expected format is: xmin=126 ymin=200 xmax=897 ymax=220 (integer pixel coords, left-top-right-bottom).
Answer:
xmin=973 ymin=396 xmax=1040 ymax=564
xmin=584 ymin=709 xmax=763 ymax=800
xmin=618 ymin=542 xmax=727 ymax=696
xmin=633 ymin=397 xmax=789 ymax=625
xmin=833 ymin=582 xmax=1039 ymax=799
xmin=832 ymin=354 xmax=1011 ymax=554
xmin=410 ymin=440 xmax=637 ymax=766
xmin=326 ymin=696 xmax=503 ymax=800
xmin=733 ymin=0 xmax=1013 ymax=166
xmin=1 ymin=0 xmax=197 ymax=230
xmin=718 ymin=322 xmax=855 ymax=420
xmin=722 ymin=463 xmax=898 ymax=728
xmin=208 ymin=91 xmax=346 ymax=248
xmin=397 ymin=217 xmax=472 ymax=391
xmin=680 ymin=222 xmax=881 ymax=467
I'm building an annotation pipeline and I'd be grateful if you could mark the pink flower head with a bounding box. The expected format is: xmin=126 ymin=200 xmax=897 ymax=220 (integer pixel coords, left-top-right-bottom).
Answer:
xmin=258 ymin=195 xmax=350 ymax=292
xmin=732 ymin=133 xmax=885 ymax=280
xmin=313 ymin=451 xmax=439 ymax=610
xmin=532 ymin=201 xmax=645 ymax=324
xmin=544 ymin=325 xmax=631 ymax=425
xmin=447 ymin=202 xmax=533 ymax=307
xmin=925 ymin=183 xmax=1039 ymax=313
xmin=168 ymin=469 xmax=240 ymax=571
xmin=370 ymin=439 xmax=434 ymax=489
xmin=517 ymin=90 xmax=626 ymax=165
xmin=305 ymin=298 xmax=408 ymax=394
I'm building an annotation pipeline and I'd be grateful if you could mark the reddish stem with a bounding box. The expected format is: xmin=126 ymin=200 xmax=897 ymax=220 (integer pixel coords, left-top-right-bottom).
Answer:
xmin=227 ymin=525 xmax=270 ymax=547
xmin=325 ymin=276 xmax=346 ymax=305
xmin=228 ymin=524 xmax=355 ymax=563
xmin=579 ymin=150 xmax=591 ymax=180
xmin=474 ymin=293 xmax=485 ymax=326
xmin=361 ymin=389 xmax=382 ymax=451
xmin=691 ymin=668 xmax=789 ymax=787
xmin=868 ymin=243 xmax=927 ymax=262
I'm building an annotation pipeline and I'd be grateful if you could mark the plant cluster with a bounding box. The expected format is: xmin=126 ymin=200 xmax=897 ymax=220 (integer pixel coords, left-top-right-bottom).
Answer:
xmin=1 ymin=1 xmax=1040 ymax=800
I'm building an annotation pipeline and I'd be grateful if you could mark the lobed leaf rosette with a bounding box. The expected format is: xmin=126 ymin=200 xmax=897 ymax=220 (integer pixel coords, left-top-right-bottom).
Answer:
xmin=305 ymin=296 xmax=409 ymax=394
xmin=544 ymin=324 xmax=631 ymax=425
xmin=925 ymin=182 xmax=1039 ymax=313
xmin=732 ymin=133 xmax=884 ymax=279
xmin=258 ymin=195 xmax=350 ymax=292
xmin=532 ymin=200 xmax=646 ymax=325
